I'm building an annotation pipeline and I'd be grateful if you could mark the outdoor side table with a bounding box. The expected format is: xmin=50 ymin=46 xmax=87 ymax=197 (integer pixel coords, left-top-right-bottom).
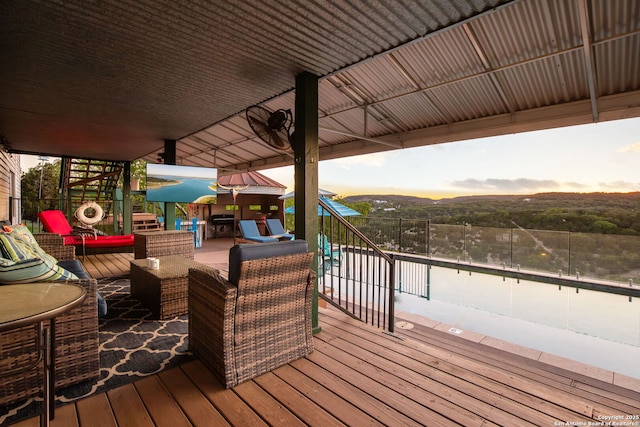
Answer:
xmin=0 ymin=282 xmax=87 ymax=427
xmin=130 ymin=255 xmax=207 ymax=319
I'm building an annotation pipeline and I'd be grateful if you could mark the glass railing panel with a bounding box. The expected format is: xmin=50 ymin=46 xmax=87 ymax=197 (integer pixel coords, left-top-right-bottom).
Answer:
xmin=570 ymin=232 xmax=640 ymax=283
xmin=430 ymin=224 xmax=465 ymax=260
xmin=511 ymin=229 xmax=570 ymax=275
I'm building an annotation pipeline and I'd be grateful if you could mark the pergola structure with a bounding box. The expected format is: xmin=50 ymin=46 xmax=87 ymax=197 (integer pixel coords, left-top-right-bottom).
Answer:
xmin=1 ymin=0 xmax=639 ymax=253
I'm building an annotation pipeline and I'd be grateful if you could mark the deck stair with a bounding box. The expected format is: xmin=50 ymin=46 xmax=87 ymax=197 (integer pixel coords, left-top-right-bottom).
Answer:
xmin=61 ymin=158 xmax=124 ymax=213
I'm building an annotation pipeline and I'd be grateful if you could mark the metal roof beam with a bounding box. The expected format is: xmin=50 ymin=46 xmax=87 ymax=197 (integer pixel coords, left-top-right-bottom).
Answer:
xmin=577 ymin=0 xmax=599 ymax=122
xmin=319 ymin=127 xmax=403 ymax=149
xmin=462 ymin=22 xmax=513 ymax=113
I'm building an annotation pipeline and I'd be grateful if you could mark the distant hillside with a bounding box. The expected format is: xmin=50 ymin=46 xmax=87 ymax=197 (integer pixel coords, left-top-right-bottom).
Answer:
xmin=342 ymin=192 xmax=640 ymax=235
xmin=345 ymin=192 xmax=640 ymax=205
xmin=345 ymin=194 xmax=435 ymax=203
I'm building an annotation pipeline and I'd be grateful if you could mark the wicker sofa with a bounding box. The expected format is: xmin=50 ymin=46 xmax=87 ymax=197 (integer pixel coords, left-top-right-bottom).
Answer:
xmin=188 ymin=240 xmax=314 ymax=388
xmin=0 ymin=233 xmax=100 ymax=407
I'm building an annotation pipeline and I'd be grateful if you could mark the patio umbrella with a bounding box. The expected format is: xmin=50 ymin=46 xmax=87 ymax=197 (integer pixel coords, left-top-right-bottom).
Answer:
xmin=284 ymin=196 xmax=361 ymax=217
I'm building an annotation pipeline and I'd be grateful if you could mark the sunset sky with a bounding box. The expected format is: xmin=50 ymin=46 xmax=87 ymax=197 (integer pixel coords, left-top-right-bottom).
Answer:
xmin=21 ymin=117 xmax=640 ymax=200
xmin=261 ymin=116 xmax=640 ymax=199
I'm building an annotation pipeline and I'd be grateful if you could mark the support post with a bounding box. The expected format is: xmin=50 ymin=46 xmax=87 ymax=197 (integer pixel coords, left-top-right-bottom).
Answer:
xmin=122 ymin=162 xmax=132 ymax=234
xmin=293 ymin=72 xmax=320 ymax=333
xmin=163 ymin=139 xmax=177 ymax=230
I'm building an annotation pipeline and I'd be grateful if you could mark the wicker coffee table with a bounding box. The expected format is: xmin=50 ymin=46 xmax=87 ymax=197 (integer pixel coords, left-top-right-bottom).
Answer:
xmin=134 ymin=230 xmax=195 ymax=260
xmin=130 ymin=255 xmax=206 ymax=319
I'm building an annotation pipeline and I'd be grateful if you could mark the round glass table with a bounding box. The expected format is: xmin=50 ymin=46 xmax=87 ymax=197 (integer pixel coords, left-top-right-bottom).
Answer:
xmin=0 ymin=282 xmax=87 ymax=427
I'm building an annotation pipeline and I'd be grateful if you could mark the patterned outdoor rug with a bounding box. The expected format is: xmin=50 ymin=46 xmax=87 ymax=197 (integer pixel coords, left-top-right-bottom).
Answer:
xmin=0 ymin=277 xmax=193 ymax=425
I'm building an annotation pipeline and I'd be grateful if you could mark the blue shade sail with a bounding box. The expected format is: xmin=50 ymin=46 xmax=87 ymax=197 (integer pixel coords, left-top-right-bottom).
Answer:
xmin=284 ymin=197 xmax=361 ymax=217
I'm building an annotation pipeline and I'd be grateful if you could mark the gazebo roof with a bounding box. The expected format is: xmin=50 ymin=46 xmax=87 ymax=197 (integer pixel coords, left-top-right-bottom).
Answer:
xmin=217 ymin=171 xmax=286 ymax=196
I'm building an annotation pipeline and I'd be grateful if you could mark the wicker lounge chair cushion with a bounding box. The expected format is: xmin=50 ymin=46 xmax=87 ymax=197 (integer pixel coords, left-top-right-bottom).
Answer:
xmin=39 ymin=209 xmax=76 ymax=235
xmin=0 ymin=233 xmax=78 ymax=283
xmin=265 ymin=219 xmax=294 ymax=240
xmin=38 ymin=209 xmax=134 ymax=248
xmin=228 ymin=240 xmax=309 ymax=285
xmin=237 ymin=220 xmax=279 ymax=243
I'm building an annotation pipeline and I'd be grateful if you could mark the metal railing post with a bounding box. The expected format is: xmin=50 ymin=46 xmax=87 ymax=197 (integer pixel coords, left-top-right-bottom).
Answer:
xmin=388 ymin=258 xmax=395 ymax=333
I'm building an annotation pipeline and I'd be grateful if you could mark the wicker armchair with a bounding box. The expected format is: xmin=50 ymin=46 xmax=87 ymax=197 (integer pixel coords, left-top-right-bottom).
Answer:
xmin=33 ymin=232 xmax=75 ymax=261
xmin=188 ymin=240 xmax=315 ymax=388
xmin=0 ymin=278 xmax=99 ymax=407
xmin=0 ymin=234 xmax=100 ymax=407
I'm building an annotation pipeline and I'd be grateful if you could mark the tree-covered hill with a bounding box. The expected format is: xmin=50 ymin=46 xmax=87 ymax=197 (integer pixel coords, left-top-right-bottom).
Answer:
xmin=344 ymin=192 xmax=640 ymax=235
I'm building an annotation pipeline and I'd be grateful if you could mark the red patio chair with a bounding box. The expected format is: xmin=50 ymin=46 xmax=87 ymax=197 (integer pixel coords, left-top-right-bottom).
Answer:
xmin=38 ymin=209 xmax=134 ymax=255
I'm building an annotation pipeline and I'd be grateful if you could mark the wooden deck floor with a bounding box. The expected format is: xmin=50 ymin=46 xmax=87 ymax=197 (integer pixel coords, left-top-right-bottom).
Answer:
xmin=15 ymin=246 xmax=637 ymax=426
xmin=12 ymin=305 xmax=640 ymax=426
xmin=81 ymin=252 xmax=133 ymax=279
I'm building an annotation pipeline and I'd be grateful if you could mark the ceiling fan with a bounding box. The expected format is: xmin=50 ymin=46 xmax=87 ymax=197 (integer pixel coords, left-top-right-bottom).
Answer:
xmin=246 ymin=106 xmax=294 ymax=151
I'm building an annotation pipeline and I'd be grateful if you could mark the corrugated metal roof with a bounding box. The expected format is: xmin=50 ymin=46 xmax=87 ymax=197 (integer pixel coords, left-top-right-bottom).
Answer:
xmin=1 ymin=0 xmax=639 ymax=172
xmin=170 ymin=0 xmax=640 ymax=174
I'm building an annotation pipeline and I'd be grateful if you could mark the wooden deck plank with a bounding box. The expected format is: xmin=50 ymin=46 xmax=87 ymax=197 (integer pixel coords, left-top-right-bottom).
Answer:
xmin=317 ymin=320 xmax=558 ymax=426
xmin=252 ymin=372 xmax=347 ymax=427
xmin=181 ymin=360 xmax=268 ymax=427
xmin=320 ymin=313 xmax=588 ymax=422
xmin=134 ymin=375 xmax=192 ymax=427
xmin=271 ymin=363 xmax=384 ymax=427
xmin=51 ymin=403 xmax=79 ymax=427
xmin=102 ymin=252 xmax=133 ymax=276
xmin=79 ymin=255 xmax=102 ymax=278
xmin=12 ymin=403 xmax=79 ymax=427
xmin=288 ymin=357 xmax=423 ymax=427
xmin=82 ymin=253 xmax=132 ymax=279
xmin=11 ymin=415 xmax=39 ymax=427
xmin=81 ymin=255 xmax=113 ymax=279
xmin=107 ymin=383 xmax=155 ymax=427
xmin=397 ymin=318 xmax=640 ymax=411
xmin=320 ymin=310 xmax=619 ymax=420
xmin=310 ymin=334 xmax=499 ymax=427
xmin=233 ymin=379 xmax=307 ymax=427
xmin=306 ymin=327 xmax=470 ymax=427
xmin=393 ymin=315 xmax=640 ymax=415
xmin=75 ymin=393 xmax=118 ymax=427
xmin=158 ymin=364 xmax=231 ymax=427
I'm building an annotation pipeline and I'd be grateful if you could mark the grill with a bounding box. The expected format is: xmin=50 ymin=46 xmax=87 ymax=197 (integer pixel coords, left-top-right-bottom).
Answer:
xmin=210 ymin=215 xmax=235 ymax=238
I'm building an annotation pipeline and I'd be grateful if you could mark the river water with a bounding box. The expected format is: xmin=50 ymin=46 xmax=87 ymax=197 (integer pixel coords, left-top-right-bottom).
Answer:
xmin=395 ymin=266 xmax=640 ymax=379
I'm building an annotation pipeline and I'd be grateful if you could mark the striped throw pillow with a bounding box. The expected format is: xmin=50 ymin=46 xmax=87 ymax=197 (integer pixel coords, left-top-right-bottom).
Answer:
xmin=0 ymin=257 xmax=78 ymax=284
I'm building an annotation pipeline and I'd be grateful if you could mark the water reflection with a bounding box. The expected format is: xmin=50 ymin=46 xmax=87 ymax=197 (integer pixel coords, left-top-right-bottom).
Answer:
xmin=396 ymin=266 xmax=640 ymax=379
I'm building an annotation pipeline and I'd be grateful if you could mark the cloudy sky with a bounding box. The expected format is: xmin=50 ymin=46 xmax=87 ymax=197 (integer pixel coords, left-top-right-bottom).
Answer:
xmin=21 ymin=117 xmax=640 ymax=200
xmin=261 ymin=116 xmax=640 ymax=199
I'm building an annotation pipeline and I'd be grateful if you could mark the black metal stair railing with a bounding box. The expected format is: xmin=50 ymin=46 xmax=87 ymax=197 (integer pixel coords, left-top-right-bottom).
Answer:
xmin=317 ymin=197 xmax=396 ymax=332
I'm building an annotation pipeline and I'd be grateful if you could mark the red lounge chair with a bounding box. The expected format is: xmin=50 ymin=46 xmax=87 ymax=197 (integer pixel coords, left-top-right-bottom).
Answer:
xmin=38 ymin=209 xmax=134 ymax=255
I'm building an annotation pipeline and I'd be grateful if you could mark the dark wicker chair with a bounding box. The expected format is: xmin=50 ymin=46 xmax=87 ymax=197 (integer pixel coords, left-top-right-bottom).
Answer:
xmin=0 ymin=278 xmax=99 ymax=407
xmin=0 ymin=234 xmax=100 ymax=407
xmin=188 ymin=240 xmax=314 ymax=388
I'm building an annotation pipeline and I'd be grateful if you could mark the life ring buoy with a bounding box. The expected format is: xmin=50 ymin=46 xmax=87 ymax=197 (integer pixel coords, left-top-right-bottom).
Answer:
xmin=75 ymin=202 xmax=104 ymax=226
